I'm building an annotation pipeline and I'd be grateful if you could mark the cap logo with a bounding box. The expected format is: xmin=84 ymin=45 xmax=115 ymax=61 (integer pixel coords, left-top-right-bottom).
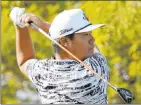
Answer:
xmin=83 ymin=13 xmax=89 ymax=21
xmin=60 ymin=28 xmax=73 ymax=35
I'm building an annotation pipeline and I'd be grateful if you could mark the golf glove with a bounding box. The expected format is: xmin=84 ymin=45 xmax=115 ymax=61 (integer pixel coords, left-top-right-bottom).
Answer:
xmin=10 ymin=7 xmax=26 ymax=28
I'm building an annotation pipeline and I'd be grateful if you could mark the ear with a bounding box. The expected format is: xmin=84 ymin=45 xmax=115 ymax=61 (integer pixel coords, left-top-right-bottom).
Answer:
xmin=59 ymin=37 xmax=69 ymax=48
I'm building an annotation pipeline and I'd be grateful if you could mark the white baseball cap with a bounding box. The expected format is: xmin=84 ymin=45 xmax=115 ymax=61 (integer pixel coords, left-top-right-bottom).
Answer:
xmin=49 ymin=9 xmax=105 ymax=39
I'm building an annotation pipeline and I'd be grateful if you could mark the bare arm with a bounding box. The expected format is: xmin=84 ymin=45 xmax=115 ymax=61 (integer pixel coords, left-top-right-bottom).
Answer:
xmin=15 ymin=26 xmax=35 ymax=66
xmin=15 ymin=14 xmax=51 ymax=74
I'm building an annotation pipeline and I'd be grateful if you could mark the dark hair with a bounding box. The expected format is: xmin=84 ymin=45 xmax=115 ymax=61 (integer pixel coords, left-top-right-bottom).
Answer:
xmin=52 ymin=33 xmax=74 ymax=53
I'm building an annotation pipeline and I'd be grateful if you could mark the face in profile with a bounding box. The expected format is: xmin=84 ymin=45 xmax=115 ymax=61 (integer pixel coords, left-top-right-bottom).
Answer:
xmin=66 ymin=31 xmax=95 ymax=60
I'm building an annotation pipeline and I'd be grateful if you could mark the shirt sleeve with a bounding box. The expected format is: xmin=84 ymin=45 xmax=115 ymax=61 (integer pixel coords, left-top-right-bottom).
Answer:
xmin=88 ymin=52 xmax=110 ymax=81
xmin=25 ymin=59 xmax=40 ymax=84
xmin=26 ymin=59 xmax=50 ymax=88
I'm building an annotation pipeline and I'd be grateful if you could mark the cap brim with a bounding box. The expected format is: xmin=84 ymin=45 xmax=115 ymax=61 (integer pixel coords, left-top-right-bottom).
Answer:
xmin=75 ymin=24 xmax=105 ymax=33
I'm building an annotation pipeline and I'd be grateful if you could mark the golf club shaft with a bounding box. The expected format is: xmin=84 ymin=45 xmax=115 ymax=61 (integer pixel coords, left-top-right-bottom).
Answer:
xmin=29 ymin=22 xmax=117 ymax=91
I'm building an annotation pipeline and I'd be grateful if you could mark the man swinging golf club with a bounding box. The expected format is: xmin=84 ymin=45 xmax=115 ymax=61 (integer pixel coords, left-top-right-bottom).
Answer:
xmin=10 ymin=7 xmax=133 ymax=104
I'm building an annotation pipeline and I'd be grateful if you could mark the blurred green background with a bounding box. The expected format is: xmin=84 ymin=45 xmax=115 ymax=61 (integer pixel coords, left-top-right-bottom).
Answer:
xmin=1 ymin=1 xmax=141 ymax=104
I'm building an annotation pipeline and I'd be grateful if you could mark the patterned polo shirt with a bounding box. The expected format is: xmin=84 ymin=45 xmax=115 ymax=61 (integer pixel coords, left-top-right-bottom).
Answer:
xmin=26 ymin=52 xmax=109 ymax=104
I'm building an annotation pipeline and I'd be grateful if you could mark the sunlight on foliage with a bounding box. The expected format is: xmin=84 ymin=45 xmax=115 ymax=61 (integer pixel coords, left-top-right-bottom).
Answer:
xmin=80 ymin=1 xmax=141 ymax=104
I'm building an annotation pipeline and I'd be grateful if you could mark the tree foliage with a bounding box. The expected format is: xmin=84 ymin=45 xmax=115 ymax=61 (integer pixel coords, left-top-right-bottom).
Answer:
xmin=80 ymin=1 xmax=141 ymax=103
xmin=1 ymin=1 xmax=141 ymax=104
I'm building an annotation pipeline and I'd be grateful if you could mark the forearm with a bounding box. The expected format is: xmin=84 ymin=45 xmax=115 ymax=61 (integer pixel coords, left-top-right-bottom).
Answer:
xmin=39 ymin=21 xmax=51 ymax=33
xmin=15 ymin=26 xmax=35 ymax=66
xmin=27 ymin=15 xmax=51 ymax=33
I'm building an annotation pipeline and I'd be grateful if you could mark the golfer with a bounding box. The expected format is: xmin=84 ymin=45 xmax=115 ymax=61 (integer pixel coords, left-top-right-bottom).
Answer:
xmin=10 ymin=7 xmax=109 ymax=104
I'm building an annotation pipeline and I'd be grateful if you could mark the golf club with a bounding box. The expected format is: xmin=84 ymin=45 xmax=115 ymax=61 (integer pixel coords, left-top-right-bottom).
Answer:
xmin=27 ymin=21 xmax=133 ymax=103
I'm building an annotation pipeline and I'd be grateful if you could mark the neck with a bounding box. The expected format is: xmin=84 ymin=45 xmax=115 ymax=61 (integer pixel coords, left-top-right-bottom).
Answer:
xmin=54 ymin=51 xmax=86 ymax=61
xmin=54 ymin=52 xmax=73 ymax=60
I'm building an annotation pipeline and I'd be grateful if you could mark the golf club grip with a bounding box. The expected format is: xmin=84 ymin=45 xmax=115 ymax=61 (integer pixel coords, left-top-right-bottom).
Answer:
xmin=28 ymin=21 xmax=40 ymax=30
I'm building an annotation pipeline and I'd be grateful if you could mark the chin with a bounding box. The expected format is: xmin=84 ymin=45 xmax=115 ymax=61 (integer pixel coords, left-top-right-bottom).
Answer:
xmin=88 ymin=53 xmax=93 ymax=58
xmin=82 ymin=53 xmax=93 ymax=60
xmin=88 ymin=50 xmax=94 ymax=56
